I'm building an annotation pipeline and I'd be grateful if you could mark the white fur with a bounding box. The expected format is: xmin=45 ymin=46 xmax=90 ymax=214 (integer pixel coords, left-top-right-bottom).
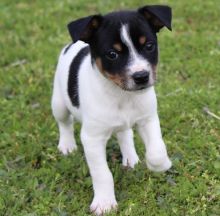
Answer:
xmin=52 ymin=32 xmax=171 ymax=215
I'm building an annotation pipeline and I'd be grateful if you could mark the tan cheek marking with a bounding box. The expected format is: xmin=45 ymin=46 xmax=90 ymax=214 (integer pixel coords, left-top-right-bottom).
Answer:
xmin=107 ymin=74 xmax=124 ymax=87
xmin=139 ymin=36 xmax=147 ymax=45
xmin=95 ymin=58 xmax=124 ymax=87
xmin=113 ymin=43 xmax=122 ymax=52
xmin=95 ymin=58 xmax=104 ymax=74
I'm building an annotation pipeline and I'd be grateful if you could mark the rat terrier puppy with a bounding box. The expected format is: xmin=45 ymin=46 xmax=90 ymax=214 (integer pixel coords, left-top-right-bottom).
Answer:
xmin=52 ymin=5 xmax=172 ymax=215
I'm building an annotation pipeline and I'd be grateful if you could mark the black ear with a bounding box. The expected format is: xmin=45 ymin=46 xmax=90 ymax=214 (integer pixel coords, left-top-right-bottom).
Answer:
xmin=67 ymin=15 xmax=103 ymax=43
xmin=138 ymin=5 xmax=172 ymax=32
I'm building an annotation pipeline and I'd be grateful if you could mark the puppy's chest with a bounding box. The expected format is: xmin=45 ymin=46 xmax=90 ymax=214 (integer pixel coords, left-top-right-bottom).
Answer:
xmin=106 ymin=98 xmax=148 ymax=130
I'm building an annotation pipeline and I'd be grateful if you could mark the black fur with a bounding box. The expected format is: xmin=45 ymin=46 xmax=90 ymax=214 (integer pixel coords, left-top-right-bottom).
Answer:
xmin=138 ymin=5 xmax=172 ymax=32
xmin=91 ymin=12 xmax=131 ymax=74
xmin=68 ymin=46 xmax=90 ymax=107
xmin=68 ymin=15 xmax=102 ymax=43
xmin=64 ymin=43 xmax=73 ymax=54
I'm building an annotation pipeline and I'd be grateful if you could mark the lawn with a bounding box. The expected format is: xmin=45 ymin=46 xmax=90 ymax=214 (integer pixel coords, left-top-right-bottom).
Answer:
xmin=0 ymin=0 xmax=219 ymax=215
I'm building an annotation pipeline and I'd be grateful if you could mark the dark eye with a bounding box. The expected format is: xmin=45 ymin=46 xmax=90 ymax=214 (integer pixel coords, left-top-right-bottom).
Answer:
xmin=105 ymin=50 xmax=119 ymax=60
xmin=144 ymin=42 xmax=156 ymax=52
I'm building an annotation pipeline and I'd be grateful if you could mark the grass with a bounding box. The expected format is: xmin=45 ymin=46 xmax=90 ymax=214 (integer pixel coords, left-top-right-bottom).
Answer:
xmin=0 ymin=0 xmax=220 ymax=215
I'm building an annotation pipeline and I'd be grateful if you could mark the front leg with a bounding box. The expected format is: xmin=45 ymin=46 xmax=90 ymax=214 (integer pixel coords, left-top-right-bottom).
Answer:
xmin=137 ymin=115 xmax=172 ymax=172
xmin=116 ymin=129 xmax=139 ymax=168
xmin=81 ymin=125 xmax=117 ymax=215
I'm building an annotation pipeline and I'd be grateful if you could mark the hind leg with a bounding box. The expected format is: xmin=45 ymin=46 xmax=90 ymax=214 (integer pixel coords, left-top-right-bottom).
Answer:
xmin=51 ymin=79 xmax=77 ymax=155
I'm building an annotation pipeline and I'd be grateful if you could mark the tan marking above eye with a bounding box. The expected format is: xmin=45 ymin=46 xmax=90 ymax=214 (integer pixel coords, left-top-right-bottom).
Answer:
xmin=139 ymin=36 xmax=147 ymax=45
xmin=113 ymin=43 xmax=122 ymax=52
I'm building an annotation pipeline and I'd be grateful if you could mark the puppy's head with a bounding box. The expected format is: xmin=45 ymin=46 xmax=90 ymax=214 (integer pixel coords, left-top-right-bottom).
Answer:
xmin=68 ymin=5 xmax=172 ymax=91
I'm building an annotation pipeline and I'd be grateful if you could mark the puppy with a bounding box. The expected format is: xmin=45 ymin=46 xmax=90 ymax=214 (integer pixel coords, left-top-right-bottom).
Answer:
xmin=52 ymin=5 xmax=172 ymax=215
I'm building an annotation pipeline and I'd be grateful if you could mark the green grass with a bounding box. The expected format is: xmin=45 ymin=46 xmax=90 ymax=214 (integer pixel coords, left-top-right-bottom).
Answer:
xmin=0 ymin=0 xmax=220 ymax=215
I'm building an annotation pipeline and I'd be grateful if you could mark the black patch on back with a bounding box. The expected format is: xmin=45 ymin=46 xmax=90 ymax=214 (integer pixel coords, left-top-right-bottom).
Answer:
xmin=64 ymin=43 xmax=73 ymax=54
xmin=68 ymin=46 xmax=89 ymax=107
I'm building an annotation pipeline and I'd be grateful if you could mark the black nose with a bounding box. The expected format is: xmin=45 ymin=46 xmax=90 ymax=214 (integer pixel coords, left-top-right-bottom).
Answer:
xmin=132 ymin=71 xmax=149 ymax=84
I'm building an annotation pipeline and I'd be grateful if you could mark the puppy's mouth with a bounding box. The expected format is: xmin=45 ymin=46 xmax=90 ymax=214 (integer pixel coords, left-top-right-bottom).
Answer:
xmin=123 ymin=83 xmax=154 ymax=91
xmin=135 ymin=85 xmax=149 ymax=91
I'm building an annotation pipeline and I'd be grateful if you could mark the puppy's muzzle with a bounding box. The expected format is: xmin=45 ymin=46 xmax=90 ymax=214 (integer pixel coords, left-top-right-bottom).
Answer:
xmin=132 ymin=70 xmax=149 ymax=85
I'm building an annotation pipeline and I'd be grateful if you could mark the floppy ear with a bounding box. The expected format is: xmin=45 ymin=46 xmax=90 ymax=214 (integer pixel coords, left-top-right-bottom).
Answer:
xmin=138 ymin=5 xmax=172 ymax=32
xmin=67 ymin=15 xmax=103 ymax=43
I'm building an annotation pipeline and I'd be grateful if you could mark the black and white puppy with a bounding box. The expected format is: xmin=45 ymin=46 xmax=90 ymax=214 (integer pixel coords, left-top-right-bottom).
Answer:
xmin=52 ymin=5 xmax=172 ymax=215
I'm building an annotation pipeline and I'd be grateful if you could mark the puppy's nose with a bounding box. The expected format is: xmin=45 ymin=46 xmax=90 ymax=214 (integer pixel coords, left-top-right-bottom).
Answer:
xmin=132 ymin=71 xmax=149 ymax=84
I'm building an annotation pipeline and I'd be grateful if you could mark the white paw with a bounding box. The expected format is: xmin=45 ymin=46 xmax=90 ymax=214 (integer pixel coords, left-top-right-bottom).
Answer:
xmin=90 ymin=197 xmax=117 ymax=216
xmin=146 ymin=154 xmax=172 ymax=172
xmin=58 ymin=138 xmax=77 ymax=155
xmin=122 ymin=153 xmax=139 ymax=168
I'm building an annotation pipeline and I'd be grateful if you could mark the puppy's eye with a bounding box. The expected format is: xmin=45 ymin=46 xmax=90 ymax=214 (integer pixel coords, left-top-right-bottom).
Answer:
xmin=144 ymin=42 xmax=156 ymax=52
xmin=105 ymin=50 xmax=119 ymax=60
